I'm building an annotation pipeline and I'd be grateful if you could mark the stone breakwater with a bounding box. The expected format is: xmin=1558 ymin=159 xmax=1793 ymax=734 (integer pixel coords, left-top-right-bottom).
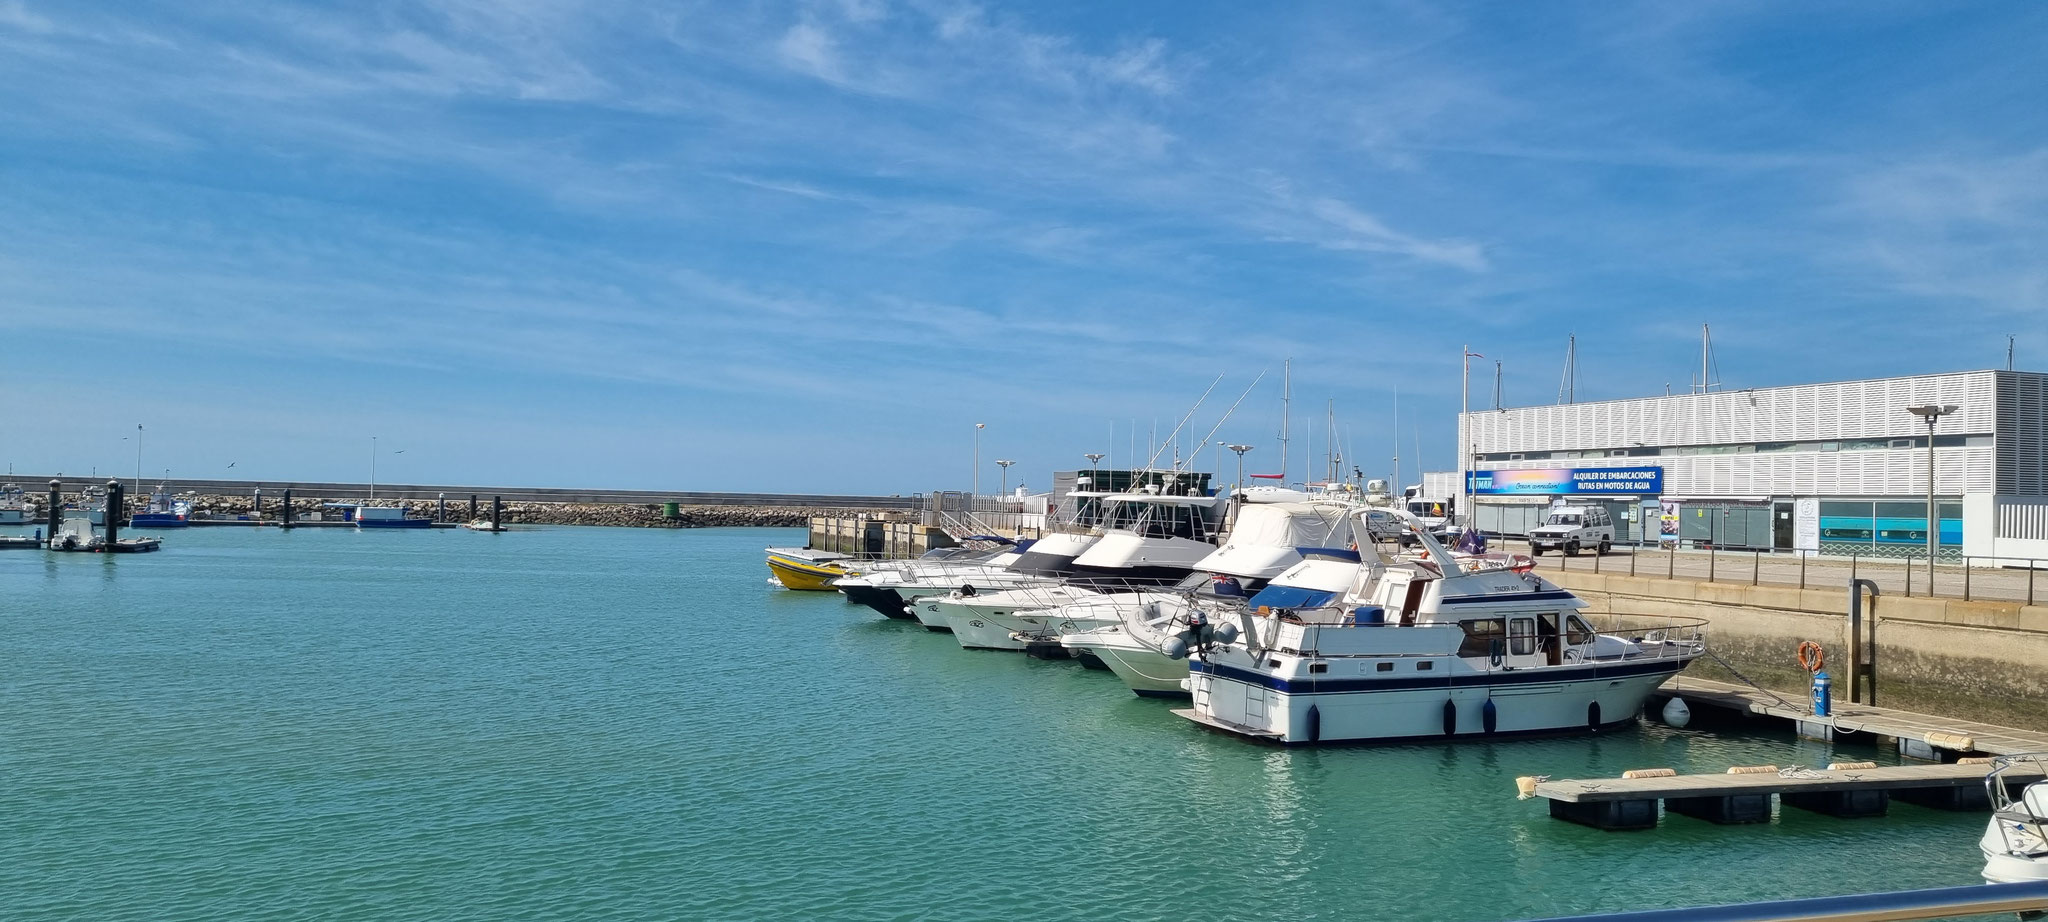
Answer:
xmin=142 ymin=494 xmax=895 ymax=529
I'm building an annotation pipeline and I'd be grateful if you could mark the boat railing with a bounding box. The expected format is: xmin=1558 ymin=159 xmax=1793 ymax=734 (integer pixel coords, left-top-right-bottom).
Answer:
xmin=1986 ymin=752 xmax=2048 ymax=860
xmin=1577 ymin=613 xmax=1711 ymax=660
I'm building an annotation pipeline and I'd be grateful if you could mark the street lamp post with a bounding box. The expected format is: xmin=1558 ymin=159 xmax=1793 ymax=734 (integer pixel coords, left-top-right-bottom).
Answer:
xmin=995 ymin=459 xmax=1015 ymax=497
xmin=134 ymin=424 xmax=143 ymax=495
xmin=1223 ymin=443 xmax=1255 ymax=496
xmin=370 ymin=436 xmax=378 ymax=500
xmin=1906 ymin=403 xmax=1958 ymax=588
xmin=1083 ymin=452 xmax=1105 ymax=489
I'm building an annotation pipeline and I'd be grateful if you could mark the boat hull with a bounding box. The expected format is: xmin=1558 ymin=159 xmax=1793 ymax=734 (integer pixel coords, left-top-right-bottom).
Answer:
xmin=129 ymin=514 xmax=189 ymax=528
xmin=1184 ymin=658 xmax=1687 ymax=744
xmin=838 ymin=581 xmax=913 ymax=619
xmin=356 ymin=519 xmax=433 ymax=529
xmin=1064 ymin=635 xmax=1189 ymax=697
xmin=766 ymin=554 xmax=849 ymax=591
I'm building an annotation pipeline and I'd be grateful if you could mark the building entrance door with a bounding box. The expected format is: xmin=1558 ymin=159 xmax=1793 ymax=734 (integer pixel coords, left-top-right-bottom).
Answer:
xmin=1773 ymin=501 xmax=1794 ymax=550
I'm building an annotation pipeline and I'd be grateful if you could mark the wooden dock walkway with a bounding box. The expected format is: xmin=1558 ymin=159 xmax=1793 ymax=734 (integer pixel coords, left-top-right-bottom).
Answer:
xmin=1537 ymin=761 xmax=2043 ymax=804
xmin=1532 ymin=760 xmax=2043 ymax=830
xmin=1656 ymin=675 xmax=2048 ymax=757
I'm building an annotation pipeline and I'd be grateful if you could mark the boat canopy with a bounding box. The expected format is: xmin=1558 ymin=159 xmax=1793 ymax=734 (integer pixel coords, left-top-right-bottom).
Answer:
xmin=1244 ymin=584 xmax=1339 ymax=611
xmin=1222 ymin=502 xmax=1353 ymax=550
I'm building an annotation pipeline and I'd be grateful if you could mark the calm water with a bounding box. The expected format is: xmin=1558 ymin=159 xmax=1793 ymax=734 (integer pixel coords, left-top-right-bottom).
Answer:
xmin=0 ymin=525 xmax=1988 ymax=921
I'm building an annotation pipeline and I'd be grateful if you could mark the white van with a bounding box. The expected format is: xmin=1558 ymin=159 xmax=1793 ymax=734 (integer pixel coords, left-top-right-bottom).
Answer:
xmin=1528 ymin=505 xmax=1615 ymax=556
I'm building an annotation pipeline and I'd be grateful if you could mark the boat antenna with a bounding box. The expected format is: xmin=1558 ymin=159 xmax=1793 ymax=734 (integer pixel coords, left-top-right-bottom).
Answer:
xmin=1390 ymin=385 xmax=1400 ymax=490
xmin=1192 ymin=370 xmax=1270 ymax=476
xmin=1144 ymin=372 xmax=1225 ymax=474
xmin=1557 ymin=334 xmax=1577 ymax=404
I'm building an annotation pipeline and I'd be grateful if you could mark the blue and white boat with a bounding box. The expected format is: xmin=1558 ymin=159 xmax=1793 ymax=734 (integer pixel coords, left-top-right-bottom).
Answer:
xmin=1175 ymin=507 xmax=1707 ymax=744
xmin=130 ymin=485 xmax=192 ymax=528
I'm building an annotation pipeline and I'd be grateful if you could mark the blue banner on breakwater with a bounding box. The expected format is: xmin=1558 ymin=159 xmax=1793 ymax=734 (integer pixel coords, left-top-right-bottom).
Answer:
xmin=1466 ymin=466 xmax=1663 ymax=496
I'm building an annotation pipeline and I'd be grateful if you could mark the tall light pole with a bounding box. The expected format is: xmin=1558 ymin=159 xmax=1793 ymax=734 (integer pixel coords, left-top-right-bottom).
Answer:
xmin=134 ymin=423 xmax=143 ymax=495
xmin=1461 ymin=347 xmax=1484 ymax=531
xmin=1084 ymin=452 xmax=1104 ymax=490
xmin=1223 ymin=443 xmax=1254 ymax=496
xmin=995 ymin=459 xmax=1015 ymax=497
xmin=972 ymin=423 xmax=985 ymax=500
xmin=1906 ymin=404 xmax=1958 ymax=588
xmin=370 ymin=435 xmax=378 ymax=500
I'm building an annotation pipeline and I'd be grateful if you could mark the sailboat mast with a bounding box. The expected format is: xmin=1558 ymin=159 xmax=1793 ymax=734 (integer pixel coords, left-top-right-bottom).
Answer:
xmin=1278 ymin=358 xmax=1291 ymax=484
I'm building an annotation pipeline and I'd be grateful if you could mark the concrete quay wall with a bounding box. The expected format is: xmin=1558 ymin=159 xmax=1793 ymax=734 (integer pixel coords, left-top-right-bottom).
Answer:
xmin=1551 ymin=570 xmax=2048 ymax=732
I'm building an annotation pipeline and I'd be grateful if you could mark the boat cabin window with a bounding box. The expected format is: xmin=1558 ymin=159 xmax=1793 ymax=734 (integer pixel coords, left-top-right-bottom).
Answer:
xmin=1068 ymin=496 xmax=1105 ymax=528
xmin=1457 ymin=618 xmax=1505 ymax=658
xmin=1376 ymin=662 xmax=1394 ymax=672
xmin=1508 ymin=617 xmax=1537 ymax=656
xmin=1565 ymin=614 xmax=1597 ymax=646
xmin=1102 ymin=500 xmax=1216 ymax=541
xmin=1416 ymin=660 xmax=1434 ymax=671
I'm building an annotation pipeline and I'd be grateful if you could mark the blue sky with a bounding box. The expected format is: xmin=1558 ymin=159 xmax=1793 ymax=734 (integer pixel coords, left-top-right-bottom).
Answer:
xmin=1 ymin=1 xmax=2043 ymax=493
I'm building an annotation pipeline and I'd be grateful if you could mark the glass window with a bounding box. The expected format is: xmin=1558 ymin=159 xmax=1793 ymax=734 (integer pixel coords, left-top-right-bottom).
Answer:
xmin=1416 ymin=660 xmax=1434 ymax=671
xmin=1509 ymin=618 xmax=1537 ymax=656
xmin=1566 ymin=615 xmax=1596 ymax=646
xmin=1547 ymin=513 xmax=1581 ymax=526
xmin=1874 ymin=501 xmax=1925 ymax=518
xmin=1458 ymin=619 xmax=1505 ymax=658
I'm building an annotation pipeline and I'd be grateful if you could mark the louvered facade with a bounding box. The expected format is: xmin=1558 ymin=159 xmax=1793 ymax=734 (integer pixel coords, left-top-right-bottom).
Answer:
xmin=1453 ymin=370 xmax=2048 ymax=558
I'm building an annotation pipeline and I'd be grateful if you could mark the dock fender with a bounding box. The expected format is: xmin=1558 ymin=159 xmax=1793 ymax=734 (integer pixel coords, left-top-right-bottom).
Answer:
xmin=1305 ymin=705 xmax=1321 ymax=744
xmin=1587 ymin=701 xmax=1602 ymax=729
xmin=1482 ymin=699 xmax=1498 ymax=735
xmin=1442 ymin=699 xmax=1457 ymax=736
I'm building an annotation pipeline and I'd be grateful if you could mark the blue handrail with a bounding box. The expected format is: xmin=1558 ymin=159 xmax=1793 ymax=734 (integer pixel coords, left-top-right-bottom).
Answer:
xmin=1515 ymin=880 xmax=2048 ymax=922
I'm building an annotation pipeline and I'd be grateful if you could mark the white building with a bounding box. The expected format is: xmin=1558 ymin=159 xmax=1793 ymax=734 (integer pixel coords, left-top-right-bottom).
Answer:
xmin=1454 ymin=369 xmax=2048 ymax=563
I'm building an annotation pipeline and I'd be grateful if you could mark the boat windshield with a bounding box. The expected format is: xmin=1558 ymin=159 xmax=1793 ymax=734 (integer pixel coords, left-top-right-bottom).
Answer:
xmin=1102 ymin=500 xmax=1217 ymax=541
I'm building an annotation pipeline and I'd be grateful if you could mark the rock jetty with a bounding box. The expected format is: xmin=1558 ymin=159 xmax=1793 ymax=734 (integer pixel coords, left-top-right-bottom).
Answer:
xmin=110 ymin=493 xmax=893 ymax=529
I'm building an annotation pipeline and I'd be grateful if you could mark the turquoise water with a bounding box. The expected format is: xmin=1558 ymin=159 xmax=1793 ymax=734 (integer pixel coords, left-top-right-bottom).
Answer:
xmin=0 ymin=526 xmax=1989 ymax=921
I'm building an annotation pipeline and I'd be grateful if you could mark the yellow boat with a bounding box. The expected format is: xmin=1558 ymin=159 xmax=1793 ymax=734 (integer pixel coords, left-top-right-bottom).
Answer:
xmin=765 ymin=546 xmax=858 ymax=591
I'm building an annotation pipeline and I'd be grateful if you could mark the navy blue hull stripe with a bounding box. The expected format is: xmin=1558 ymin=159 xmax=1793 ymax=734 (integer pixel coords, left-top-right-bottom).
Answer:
xmin=1437 ymin=590 xmax=1579 ymax=606
xmin=1189 ymin=657 xmax=1684 ymax=694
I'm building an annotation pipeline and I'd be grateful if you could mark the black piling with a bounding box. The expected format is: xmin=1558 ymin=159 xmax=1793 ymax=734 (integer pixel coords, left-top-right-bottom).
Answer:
xmin=469 ymin=494 xmax=478 ymax=521
xmin=104 ymin=479 xmax=123 ymax=546
xmin=282 ymin=489 xmax=294 ymax=528
xmin=46 ymin=479 xmax=61 ymax=545
xmin=437 ymin=494 xmax=447 ymax=524
xmin=491 ymin=496 xmax=502 ymax=531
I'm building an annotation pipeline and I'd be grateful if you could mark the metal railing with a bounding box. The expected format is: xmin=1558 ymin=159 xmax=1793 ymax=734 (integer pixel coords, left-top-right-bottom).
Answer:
xmin=1513 ymin=880 xmax=2048 ymax=922
xmin=1536 ymin=544 xmax=2045 ymax=604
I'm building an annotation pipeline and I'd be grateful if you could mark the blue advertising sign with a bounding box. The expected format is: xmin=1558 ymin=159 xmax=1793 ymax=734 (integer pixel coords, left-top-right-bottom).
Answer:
xmin=1466 ymin=466 xmax=1663 ymax=496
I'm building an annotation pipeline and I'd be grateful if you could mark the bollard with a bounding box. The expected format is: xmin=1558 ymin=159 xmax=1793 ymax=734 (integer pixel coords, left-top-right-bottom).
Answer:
xmin=46 ymin=479 xmax=62 ymax=546
xmin=1964 ymin=558 xmax=1971 ymax=601
xmin=1630 ymin=551 xmax=1637 ymax=577
xmin=1668 ymin=546 xmax=1675 ymax=579
xmin=1753 ymin=550 xmax=1760 ymax=586
xmin=1709 ymin=547 xmax=1716 ymax=582
xmin=1905 ymin=557 xmax=1912 ymax=597
xmin=282 ymin=488 xmax=293 ymax=528
xmin=1800 ymin=552 xmax=1807 ymax=589
xmin=104 ymin=479 xmax=123 ymax=547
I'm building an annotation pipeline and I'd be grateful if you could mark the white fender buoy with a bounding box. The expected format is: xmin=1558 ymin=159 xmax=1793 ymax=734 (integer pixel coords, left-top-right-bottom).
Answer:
xmin=1661 ymin=697 xmax=1692 ymax=728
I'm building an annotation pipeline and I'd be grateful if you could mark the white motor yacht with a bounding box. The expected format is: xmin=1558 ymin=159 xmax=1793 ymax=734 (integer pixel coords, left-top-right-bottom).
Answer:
xmin=1176 ymin=507 xmax=1707 ymax=744
xmin=1982 ymin=753 xmax=2048 ymax=884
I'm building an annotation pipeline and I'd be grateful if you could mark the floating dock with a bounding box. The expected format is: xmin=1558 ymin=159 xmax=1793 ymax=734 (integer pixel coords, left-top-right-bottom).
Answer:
xmin=0 ymin=535 xmax=42 ymax=550
xmin=1656 ymin=675 xmax=2048 ymax=757
xmin=1534 ymin=760 xmax=2045 ymax=830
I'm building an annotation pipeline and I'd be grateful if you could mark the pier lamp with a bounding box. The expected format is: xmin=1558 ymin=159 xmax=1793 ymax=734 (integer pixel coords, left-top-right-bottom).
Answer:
xmin=1905 ymin=404 xmax=1959 ymax=588
xmin=995 ymin=460 xmax=1015 ymax=498
xmin=972 ymin=423 xmax=985 ymax=500
xmin=1223 ymin=443 xmax=1255 ymax=496
xmin=1083 ymin=453 xmax=1105 ymax=489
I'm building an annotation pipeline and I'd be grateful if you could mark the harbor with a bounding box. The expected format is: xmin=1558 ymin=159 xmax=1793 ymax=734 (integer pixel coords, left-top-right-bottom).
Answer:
xmin=0 ymin=522 xmax=2034 ymax=922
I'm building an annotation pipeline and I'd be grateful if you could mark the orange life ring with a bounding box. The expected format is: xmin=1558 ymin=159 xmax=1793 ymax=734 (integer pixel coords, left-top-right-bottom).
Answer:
xmin=1796 ymin=641 xmax=1824 ymax=673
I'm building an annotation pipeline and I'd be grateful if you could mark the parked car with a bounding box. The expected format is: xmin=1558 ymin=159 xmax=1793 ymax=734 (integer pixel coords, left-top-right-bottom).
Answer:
xmin=1529 ymin=505 xmax=1615 ymax=556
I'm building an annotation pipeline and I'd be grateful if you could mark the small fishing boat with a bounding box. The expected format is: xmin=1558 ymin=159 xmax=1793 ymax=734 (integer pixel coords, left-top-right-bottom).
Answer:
xmin=1982 ymin=753 xmax=2048 ymax=884
xmin=0 ymin=484 xmax=33 ymax=525
xmin=130 ymin=485 xmax=193 ymax=528
xmin=349 ymin=505 xmax=433 ymax=529
xmin=765 ymin=547 xmax=857 ymax=591
xmin=464 ymin=519 xmax=507 ymax=532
